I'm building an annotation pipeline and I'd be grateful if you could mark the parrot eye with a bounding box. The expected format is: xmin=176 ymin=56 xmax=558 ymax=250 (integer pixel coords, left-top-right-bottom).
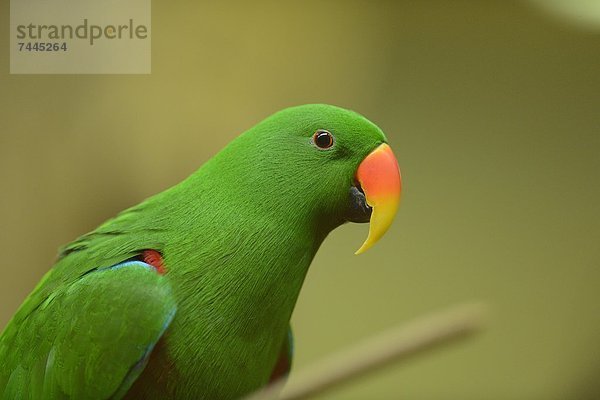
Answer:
xmin=312 ymin=130 xmax=334 ymax=150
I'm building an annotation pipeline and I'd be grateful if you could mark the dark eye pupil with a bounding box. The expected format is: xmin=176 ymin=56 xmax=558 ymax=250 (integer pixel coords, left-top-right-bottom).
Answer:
xmin=314 ymin=130 xmax=333 ymax=149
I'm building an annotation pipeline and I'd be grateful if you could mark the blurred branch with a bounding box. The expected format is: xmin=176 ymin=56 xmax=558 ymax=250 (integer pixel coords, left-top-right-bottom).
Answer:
xmin=245 ymin=303 xmax=487 ymax=400
xmin=526 ymin=0 xmax=600 ymax=31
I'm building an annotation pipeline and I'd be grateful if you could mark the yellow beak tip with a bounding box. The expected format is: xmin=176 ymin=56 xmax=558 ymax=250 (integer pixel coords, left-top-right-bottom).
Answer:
xmin=354 ymin=239 xmax=374 ymax=255
xmin=354 ymin=247 xmax=366 ymax=256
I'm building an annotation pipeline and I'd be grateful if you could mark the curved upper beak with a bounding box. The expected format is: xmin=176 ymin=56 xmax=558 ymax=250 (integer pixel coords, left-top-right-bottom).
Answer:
xmin=354 ymin=143 xmax=401 ymax=254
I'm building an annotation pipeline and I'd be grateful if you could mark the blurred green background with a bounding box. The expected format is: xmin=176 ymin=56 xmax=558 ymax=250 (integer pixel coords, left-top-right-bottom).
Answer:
xmin=1 ymin=1 xmax=599 ymax=399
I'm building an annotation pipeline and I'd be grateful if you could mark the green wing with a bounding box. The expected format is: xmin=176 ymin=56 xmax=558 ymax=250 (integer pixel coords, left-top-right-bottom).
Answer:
xmin=0 ymin=262 xmax=176 ymax=400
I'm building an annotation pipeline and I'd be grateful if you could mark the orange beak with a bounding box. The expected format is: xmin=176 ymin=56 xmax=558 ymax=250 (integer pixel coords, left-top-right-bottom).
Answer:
xmin=354 ymin=143 xmax=402 ymax=254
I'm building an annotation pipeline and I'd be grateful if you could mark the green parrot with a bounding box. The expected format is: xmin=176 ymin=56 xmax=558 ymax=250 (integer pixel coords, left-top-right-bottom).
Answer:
xmin=0 ymin=104 xmax=401 ymax=399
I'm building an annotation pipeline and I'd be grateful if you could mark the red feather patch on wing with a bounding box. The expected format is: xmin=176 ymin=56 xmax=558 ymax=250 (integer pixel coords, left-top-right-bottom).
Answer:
xmin=142 ymin=250 xmax=167 ymax=275
xmin=269 ymin=349 xmax=291 ymax=383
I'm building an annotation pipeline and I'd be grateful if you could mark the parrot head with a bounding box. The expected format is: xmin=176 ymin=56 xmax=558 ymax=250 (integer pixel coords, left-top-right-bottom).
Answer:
xmin=214 ymin=104 xmax=401 ymax=254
